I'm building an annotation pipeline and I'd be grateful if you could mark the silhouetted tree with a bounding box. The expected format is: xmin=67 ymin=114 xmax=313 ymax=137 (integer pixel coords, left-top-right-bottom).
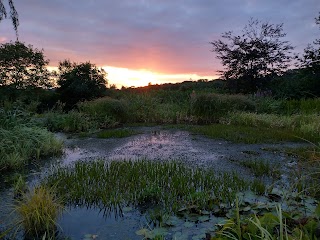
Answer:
xmin=300 ymin=12 xmax=320 ymax=74
xmin=0 ymin=42 xmax=51 ymax=89
xmin=0 ymin=0 xmax=18 ymax=39
xmin=210 ymin=19 xmax=293 ymax=93
xmin=57 ymin=60 xmax=108 ymax=107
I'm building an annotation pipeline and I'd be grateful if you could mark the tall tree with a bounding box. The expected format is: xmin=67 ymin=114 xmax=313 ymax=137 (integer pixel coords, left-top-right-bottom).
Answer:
xmin=0 ymin=0 xmax=19 ymax=39
xmin=210 ymin=19 xmax=293 ymax=93
xmin=300 ymin=12 xmax=320 ymax=74
xmin=57 ymin=60 xmax=108 ymax=107
xmin=0 ymin=42 xmax=51 ymax=89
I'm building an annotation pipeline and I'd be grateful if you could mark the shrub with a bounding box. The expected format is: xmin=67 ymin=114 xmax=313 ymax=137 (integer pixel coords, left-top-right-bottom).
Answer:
xmin=0 ymin=125 xmax=63 ymax=171
xmin=190 ymin=93 xmax=255 ymax=123
xmin=79 ymin=97 xmax=129 ymax=127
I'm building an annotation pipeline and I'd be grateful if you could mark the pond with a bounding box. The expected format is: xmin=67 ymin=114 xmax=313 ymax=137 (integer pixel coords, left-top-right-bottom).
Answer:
xmin=0 ymin=126 xmax=306 ymax=240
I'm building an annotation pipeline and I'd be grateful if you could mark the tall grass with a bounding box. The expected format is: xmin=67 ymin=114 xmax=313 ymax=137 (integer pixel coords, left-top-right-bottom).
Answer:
xmin=11 ymin=186 xmax=64 ymax=239
xmin=224 ymin=112 xmax=320 ymax=141
xmin=0 ymin=108 xmax=63 ymax=172
xmin=45 ymin=160 xmax=262 ymax=214
xmin=190 ymin=93 xmax=255 ymax=123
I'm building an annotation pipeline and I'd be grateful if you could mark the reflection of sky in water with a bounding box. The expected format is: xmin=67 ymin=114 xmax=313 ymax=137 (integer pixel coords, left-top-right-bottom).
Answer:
xmin=58 ymin=207 xmax=145 ymax=240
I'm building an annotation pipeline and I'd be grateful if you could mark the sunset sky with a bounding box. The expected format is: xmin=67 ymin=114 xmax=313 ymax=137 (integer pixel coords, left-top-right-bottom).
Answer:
xmin=1 ymin=0 xmax=319 ymax=87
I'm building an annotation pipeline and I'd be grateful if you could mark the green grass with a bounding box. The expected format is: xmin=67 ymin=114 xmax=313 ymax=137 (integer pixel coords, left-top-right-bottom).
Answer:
xmin=10 ymin=186 xmax=64 ymax=239
xmin=187 ymin=124 xmax=306 ymax=143
xmin=45 ymin=160 xmax=262 ymax=214
xmin=0 ymin=125 xmax=63 ymax=171
xmin=97 ymin=128 xmax=137 ymax=138
xmin=238 ymin=159 xmax=280 ymax=178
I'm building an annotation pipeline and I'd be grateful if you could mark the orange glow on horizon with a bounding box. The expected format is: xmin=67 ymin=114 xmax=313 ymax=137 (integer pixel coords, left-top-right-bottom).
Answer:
xmin=47 ymin=65 xmax=218 ymax=88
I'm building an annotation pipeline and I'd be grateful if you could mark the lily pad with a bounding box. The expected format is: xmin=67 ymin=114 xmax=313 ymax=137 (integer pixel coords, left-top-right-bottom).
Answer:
xmin=165 ymin=216 xmax=181 ymax=226
xmin=192 ymin=233 xmax=206 ymax=240
xmin=184 ymin=221 xmax=195 ymax=228
xmin=172 ymin=231 xmax=189 ymax=240
xmin=198 ymin=215 xmax=210 ymax=222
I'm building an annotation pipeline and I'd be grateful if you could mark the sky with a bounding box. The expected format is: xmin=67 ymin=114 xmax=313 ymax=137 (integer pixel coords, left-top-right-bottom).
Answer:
xmin=1 ymin=0 xmax=319 ymax=87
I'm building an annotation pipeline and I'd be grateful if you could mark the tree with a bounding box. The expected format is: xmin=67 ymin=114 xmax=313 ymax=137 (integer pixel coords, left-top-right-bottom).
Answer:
xmin=300 ymin=12 xmax=320 ymax=74
xmin=0 ymin=0 xmax=18 ymax=39
xmin=57 ymin=60 xmax=108 ymax=107
xmin=210 ymin=19 xmax=293 ymax=93
xmin=0 ymin=41 xmax=51 ymax=89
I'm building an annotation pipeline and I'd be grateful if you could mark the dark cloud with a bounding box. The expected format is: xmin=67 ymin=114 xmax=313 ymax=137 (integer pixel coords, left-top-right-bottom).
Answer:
xmin=1 ymin=0 xmax=319 ymax=77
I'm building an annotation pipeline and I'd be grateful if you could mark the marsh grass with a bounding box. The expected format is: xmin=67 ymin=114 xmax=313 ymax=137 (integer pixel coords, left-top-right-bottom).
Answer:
xmin=239 ymin=159 xmax=280 ymax=178
xmin=11 ymin=185 xmax=64 ymax=239
xmin=225 ymin=112 xmax=320 ymax=141
xmin=190 ymin=93 xmax=255 ymax=123
xmin=0 ymin=125 xmax=63 ymax=171
xmin=45 ymin=160 xmax=263 ymax=214
xmin=188 ymin=124 xmax=304 ymax=143
xmin=97 ymin=128 xmax=137 ymax=138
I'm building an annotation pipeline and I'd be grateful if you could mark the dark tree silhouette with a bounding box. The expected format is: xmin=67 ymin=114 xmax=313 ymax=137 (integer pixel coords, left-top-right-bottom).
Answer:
xmin=57 ymin=60 xmax=108 ymax=107
xmin=210 ymin=19 xmax=293 ymax=93
xmin=300 ymin=12 xmax=320 ymax=74
xmin=0 ymin=42 xmax=51 ymax=89
xmin=0 ymin=0 xmax=19 ymax=39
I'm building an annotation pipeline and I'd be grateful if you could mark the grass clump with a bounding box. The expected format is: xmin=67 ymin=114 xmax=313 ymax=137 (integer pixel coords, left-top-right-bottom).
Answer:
xmin=239 ymin=159 xmax=280 ymax=178
xmin=97 ymin=128 xmax=136 ymax=138
xmin=188 ymin=124 xmax=304 ymax=143
xmin=45 ymin=160 xmax=260 ymax=214
xmin=11 ymin=186 xmax=64 ymax=239
xmin=0 ymin=125 xmax=63 ymax=171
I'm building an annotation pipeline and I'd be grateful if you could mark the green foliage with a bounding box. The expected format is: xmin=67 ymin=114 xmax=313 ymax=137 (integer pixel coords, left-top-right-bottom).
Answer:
xmin=12 ymin=185 xmax=64 ymax=239
xmin=97 ymin=128 xmax=136 ymax=138
xmin=224 ymin=112 xmax=320 ymax=141
xmin=190 ymin=93 xmax=255 ymax=123
xmin=188 ymin=124 xmax=308 ymax=144
xmin=45 ymin=160 xmax=254 ymax=213
xmin=0 ymin=108 xmax=63 ymax=171
xmin=0 ymin=42 xmax=51 ymax=89
xmin=79 ymin=97 xmax=129 ymax=127
xmin=57 ymin=60 xmax=108 ymax=108
xmin=43 ymin=110 xmax=96 ymax=133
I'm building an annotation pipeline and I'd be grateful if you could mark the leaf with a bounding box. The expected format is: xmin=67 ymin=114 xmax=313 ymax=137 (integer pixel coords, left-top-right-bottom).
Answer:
xmin=198 ymin=215 xmax=210 ymax=222
xmin=184 ymin=221 xmax=195 ymax=228
xmin=172 ymin=232 xmax=189 ymax=240
xmin=165 ymin=216 xmax=181 ymax=226
xmin=192 ymin=233 xmax=206 ymax=240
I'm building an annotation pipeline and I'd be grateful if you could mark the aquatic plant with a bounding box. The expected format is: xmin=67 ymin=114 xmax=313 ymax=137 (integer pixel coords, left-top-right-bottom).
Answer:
xmin=45 ymin=160 xmax=256 ymax=214
xmin=11 ymin=185 xmax=64 ymax=239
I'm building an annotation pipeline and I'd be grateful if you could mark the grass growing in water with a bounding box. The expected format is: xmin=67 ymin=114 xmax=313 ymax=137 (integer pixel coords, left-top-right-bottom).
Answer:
xmin=239 ymin=159 xmax=280 ymax=178
xmin=45 ymin=160 xmax=262 ymax=214
xmin=10 ymin=186 xmax=64 ymax=239
xmin=188 ymin=124 xmax=306 ymax=144
xmin=97 ymin=128 xmax=136 ymax=138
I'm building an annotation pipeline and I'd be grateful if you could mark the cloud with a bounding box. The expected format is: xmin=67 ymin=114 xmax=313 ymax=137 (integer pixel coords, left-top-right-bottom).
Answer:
xmin=2 ymin=0 xmax=319 ymax=78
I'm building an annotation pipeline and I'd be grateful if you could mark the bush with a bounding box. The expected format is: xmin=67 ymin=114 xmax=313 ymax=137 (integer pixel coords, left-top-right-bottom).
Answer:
xmin=190 ymin=93 xmax=255 ymax=123
xmin=79 ymin=97 xmax=129 ymax=127
xmin=0 ymin=126 xmax=63 ymax=171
